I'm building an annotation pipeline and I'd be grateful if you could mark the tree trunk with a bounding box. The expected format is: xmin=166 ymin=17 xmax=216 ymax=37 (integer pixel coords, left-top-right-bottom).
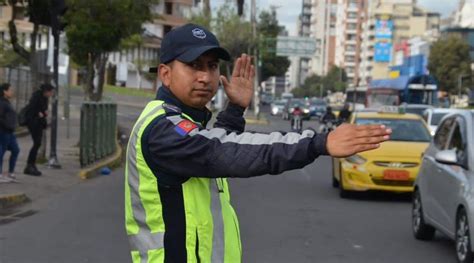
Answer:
xmin=8 ymin=1 xmax=30 ymax=61
xmin=85 ymin=53 xmax=108 ymax=101
xmin=29 ymin=23 xmax=39 ymax=91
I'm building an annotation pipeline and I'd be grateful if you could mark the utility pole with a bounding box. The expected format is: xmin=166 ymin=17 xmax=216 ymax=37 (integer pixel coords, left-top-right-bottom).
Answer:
xmin=48 ymin=2 xmax=62 ymax=169
xmin=251 ymin=0 xmax=260 ymax=118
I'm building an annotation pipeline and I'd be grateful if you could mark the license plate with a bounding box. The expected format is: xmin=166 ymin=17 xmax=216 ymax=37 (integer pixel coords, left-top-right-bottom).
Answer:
xmin=383 ymin=170 xmax=409 ymax=181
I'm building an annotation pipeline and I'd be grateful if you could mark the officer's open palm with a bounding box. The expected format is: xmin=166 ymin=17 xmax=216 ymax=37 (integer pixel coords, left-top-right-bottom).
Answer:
xmin=327 ymin=124 xmax=392 ymax=158
xmin=220 ymin=54 xmax=255 ymax=108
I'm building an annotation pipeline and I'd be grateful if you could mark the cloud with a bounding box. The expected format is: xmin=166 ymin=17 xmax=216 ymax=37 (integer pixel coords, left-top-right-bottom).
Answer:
xmin=416 ymin=0 xmax=459 ymax=17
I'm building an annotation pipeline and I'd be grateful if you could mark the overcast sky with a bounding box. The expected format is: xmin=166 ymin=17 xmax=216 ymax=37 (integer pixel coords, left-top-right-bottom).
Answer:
xmin=211 ymin=0 xmax=460 ymax=36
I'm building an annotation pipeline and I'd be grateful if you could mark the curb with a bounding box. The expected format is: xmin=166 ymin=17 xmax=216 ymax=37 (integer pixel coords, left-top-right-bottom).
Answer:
xmin=78 ymin=140 xmax=123 ymax=180
xmin=245 ymin=113 xmax=269 ymax=125
xmin=245 ymin=118 xmax=269 ymax=125
xmin=0 ymin=193 xmax=29 ymax=210
xmin=14 ymin=127 xmax=29 ymax=138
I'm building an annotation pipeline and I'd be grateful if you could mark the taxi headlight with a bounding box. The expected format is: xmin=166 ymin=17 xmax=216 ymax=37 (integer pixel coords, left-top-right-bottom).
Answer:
xmin=345 ymin=154 xmax=367 ymax=165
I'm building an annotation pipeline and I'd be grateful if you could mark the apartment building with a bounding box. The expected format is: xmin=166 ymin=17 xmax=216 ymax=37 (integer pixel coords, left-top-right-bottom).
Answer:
xmin=309 ymin=0 xmax=338 ymax=77
xmin=334 ymin=0 xmax=368 ymax=86
xmin=358 ymin=0 xmax=440 ymax=85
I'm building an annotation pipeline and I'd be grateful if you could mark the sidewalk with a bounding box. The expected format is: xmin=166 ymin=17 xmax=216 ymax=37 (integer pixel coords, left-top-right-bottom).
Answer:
xmin=0 ymin=108 xmax=88 ymax=210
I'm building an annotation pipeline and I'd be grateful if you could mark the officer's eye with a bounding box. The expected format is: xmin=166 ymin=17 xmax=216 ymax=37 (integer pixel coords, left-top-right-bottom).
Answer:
xmin=209 ymin=63 xmax=219 ymax=70
xmin=189 ymin=62 xmax=201 ymax=70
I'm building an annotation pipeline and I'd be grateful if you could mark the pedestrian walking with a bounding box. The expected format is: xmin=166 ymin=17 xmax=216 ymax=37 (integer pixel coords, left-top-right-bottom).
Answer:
xmin=125 ymin=23 xmax=392 ymax=262
xmin=23 ymin=83 xmax=54 ymax=176
xmin=0 ymin=83 xmax=20 ymax=183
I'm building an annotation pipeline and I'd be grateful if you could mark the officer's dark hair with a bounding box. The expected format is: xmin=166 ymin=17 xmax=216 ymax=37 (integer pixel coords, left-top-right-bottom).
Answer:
xmin=39 ymin=83 xmax=54 ymax=92
xmin=0 ymin=83 xmax=11 ymax=97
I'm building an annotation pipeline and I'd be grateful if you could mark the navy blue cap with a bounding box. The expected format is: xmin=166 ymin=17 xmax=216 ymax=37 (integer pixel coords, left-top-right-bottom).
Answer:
xmin=150 ymin=23 xmax=231 ymax=73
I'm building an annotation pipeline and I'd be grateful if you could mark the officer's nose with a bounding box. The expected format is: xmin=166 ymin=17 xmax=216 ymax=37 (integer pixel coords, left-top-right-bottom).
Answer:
xmin=196 ymin=70 xmax=211 ymax=84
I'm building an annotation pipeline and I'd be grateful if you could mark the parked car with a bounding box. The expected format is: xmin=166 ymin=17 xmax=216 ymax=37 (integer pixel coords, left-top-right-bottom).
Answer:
xmin=332 ymin=107 xmax=431 ymax=198
xmin=412 ymin=110 xmax=474 ymax=263
xmin=423 ymin=108 xmax=463 ymax=136
xmin=270 ymin=100 xmax=286 ymax=116
xmin=308 ymin=98 xmax=327 ymax=120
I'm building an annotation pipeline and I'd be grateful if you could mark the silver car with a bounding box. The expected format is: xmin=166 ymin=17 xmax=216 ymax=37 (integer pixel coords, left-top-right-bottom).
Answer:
xmin=412 ymin=110 xmax=474 ymax=263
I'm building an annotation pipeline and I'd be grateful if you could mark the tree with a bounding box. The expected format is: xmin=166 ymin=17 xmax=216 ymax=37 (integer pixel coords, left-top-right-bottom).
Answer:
xmin=64 ymin=0 xmax=157 ymax=101
xmin=322 ymin=66 xmax=347 ymax=93
xmin=258 ymin=10 xmax=290 ymax=82
xmin=428 ymin=35 xmax=472 ymax=93
xmin=0 ymin=0 xmax=52 ymax=88
xmin=189 ymin=2 xmax=254 ymax=77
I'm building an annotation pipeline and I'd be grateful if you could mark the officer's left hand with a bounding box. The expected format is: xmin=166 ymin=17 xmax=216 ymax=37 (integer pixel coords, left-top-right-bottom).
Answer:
xmin=220 ymin=54 xmax=255 ymax=108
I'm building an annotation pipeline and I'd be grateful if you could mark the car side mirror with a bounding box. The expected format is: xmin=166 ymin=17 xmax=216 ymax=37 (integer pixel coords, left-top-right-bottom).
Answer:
xmin=435 ymin=150 xmax=458 ymax=165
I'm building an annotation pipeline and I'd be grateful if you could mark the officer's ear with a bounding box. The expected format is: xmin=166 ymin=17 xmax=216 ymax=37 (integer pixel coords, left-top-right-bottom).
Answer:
xmin=158 ymin=63 xmax=172 ymax=87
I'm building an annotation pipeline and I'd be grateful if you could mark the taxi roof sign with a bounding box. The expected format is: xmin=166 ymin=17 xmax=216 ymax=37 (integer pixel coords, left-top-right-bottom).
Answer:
xmin=378 ymin=106 xmax=405 ymax=114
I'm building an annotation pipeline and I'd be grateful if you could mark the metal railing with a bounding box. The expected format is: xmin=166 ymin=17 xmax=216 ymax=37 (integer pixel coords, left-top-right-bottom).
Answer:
xmin=80 ymin=102 xmax=117 ymax=167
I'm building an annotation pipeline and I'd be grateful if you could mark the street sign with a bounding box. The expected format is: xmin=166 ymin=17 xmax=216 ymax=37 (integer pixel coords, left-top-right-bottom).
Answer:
xmin=276 ymin=36 xmax=316 ymax=58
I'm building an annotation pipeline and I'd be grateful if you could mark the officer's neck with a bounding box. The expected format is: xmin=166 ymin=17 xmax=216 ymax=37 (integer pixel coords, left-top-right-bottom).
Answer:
xmin=156 ymin=86 xmax=212 ymax=125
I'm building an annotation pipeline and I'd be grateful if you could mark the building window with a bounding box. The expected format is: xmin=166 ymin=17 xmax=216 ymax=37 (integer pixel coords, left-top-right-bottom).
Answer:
xmin=165 ymin=2 xmax=173 ymax=15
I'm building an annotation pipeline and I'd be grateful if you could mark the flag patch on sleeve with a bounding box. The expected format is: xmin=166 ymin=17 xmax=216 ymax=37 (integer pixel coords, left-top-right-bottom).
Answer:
xmin=174 ymin=120 xmax=198 ymax=136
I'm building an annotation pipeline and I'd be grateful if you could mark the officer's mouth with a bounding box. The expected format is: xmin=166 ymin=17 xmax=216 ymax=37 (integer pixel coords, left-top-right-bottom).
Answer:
xmin=193 ymin=89 xmax=212 ymax=95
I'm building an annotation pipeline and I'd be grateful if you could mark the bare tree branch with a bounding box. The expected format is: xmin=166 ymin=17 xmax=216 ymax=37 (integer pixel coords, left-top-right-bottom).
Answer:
xmin=8 ymin=0 xmax=30 ymax=61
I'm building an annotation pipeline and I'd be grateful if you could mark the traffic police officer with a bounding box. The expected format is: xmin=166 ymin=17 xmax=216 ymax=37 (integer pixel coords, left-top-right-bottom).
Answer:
xmin=125 ymin=23 xmax=391 ymax=263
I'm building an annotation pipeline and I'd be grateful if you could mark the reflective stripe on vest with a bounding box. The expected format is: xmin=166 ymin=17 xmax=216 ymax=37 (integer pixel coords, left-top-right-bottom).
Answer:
xmin=125 ymin=100 xmax=241 ymax=263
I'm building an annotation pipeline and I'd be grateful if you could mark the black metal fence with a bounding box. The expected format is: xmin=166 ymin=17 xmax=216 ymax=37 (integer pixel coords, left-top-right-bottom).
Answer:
xmin=0 ymin=67 xmax=51 ymax=112
xmin=80 ymin=102 xmax=117 ymax=167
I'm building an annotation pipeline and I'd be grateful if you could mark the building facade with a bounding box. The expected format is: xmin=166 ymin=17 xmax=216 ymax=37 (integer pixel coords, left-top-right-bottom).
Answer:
xmin=358 ymin=0 xmax=440 ymax=85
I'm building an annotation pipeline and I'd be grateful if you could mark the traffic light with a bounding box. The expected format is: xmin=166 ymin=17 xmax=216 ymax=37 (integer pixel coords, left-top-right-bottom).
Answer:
xmin=29 ymin=0 xmax=67 ymax=31
xmin=237 ymin=0 xmax=244 ymax=16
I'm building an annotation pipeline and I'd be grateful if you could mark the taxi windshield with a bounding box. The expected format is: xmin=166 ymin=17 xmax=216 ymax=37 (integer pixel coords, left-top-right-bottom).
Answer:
xmin=356 ymin=118 xmax=431 ymax=142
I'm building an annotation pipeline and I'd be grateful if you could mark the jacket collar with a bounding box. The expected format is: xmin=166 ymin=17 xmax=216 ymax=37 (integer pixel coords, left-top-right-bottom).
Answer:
xmin=156 ymin=86 xmax=212 ymax=125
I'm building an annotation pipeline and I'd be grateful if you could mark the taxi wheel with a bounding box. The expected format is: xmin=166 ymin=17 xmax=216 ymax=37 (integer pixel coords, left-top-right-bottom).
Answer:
xmin=339 ymin=173 xmax=350 ymax=198
xmin=412 ymin=190 xmax=435 ymax=240
xmin=331 ymin=162 xmax=339 ymax=188
xmin=456 ymin=209 xmax=474 ymax=263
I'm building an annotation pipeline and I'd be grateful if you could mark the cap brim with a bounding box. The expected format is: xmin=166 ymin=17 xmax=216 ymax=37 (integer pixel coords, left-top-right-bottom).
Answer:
xmin=176 ymin=46 xmax=231 ymax=63
xmin=150 ymin=46 xmax=231 ymax=73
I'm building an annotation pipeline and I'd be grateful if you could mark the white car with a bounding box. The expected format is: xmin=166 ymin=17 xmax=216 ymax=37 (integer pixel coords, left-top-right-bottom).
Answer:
xmin=423 ymin=108 xmax=463 ymax=136
xmin=412 ymin=110 xmax=474 ymax=263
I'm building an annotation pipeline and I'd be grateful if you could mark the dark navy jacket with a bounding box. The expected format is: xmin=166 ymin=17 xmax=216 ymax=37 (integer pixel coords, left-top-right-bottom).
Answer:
xmin=141 ymin=86 xmax=329 ymax=187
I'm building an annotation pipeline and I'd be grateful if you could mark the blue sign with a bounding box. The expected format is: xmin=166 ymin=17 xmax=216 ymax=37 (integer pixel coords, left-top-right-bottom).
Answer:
xmin=374 ymin=42 xmax=392 ymax=62
xmin=375 ymin=19 xmax=393 ymax=39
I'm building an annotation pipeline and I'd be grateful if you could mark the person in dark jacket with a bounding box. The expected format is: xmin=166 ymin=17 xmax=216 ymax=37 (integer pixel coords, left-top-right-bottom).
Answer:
xmin=0 ymin=83 xmax=20 ymax=183
xmin=125 ymin=23 xmax=393 ymax=262
xmin=338 ymin=103 xmax=352 ymax=123
xmin=23 ymin=83 xmax=54 ymax=176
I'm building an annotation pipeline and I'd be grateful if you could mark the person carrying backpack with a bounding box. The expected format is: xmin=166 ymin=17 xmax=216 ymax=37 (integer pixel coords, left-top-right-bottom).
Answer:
xmin=0 ymin=83 xmax=20 ymax=183
xmin=23 ymin=83 xmax=54 ymax=176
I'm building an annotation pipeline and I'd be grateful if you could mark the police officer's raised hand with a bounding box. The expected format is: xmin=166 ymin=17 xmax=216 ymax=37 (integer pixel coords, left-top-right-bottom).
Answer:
xmin=220 ymin=54 xmax=255 ymax=108
xmin=326 ymin=124 xmax=392 ymax=158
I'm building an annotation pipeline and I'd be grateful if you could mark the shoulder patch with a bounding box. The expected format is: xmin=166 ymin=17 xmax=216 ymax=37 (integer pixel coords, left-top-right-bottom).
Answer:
xmin=162 ymin=103 xmax=182 ymax=115
xmin=174 ymin=120 xmax=198 ymax=136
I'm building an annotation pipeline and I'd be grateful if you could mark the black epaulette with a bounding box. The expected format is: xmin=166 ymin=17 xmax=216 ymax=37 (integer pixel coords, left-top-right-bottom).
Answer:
xmin=162 ymin=103 xmax=182 ymax=115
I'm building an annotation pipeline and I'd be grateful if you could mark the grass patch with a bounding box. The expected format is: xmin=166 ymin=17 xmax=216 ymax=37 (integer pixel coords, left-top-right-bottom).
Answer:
xmin=104 ymin=85 xmax=155 ymax=98
xmin=71 ymin=85 xmax=155 ymax=99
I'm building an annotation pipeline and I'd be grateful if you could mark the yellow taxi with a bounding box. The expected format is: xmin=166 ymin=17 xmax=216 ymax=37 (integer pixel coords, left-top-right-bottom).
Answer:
xmin=332 ymin=107 xmax=431 ymax=198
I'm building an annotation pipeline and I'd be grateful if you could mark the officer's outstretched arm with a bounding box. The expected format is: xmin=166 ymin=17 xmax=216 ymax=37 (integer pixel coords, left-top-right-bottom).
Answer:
xmin=145 ymin=114 xmax=328 ymax=179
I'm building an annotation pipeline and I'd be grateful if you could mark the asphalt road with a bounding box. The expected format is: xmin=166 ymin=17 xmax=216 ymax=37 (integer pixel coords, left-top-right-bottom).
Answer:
xmin=0 ymin=106 xmax=458 ymax=263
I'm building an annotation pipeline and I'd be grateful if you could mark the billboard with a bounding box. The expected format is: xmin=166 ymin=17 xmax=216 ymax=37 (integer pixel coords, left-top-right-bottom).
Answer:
xmin=276 ymin=36 xmax=317 ymax=58
xmin=374 ymin=42 xmax=392 ymax=62
xmin=374 ymin=18 xmax=393 ymax=63
xmin=375 ymin=20 xmax=393 ymax=39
